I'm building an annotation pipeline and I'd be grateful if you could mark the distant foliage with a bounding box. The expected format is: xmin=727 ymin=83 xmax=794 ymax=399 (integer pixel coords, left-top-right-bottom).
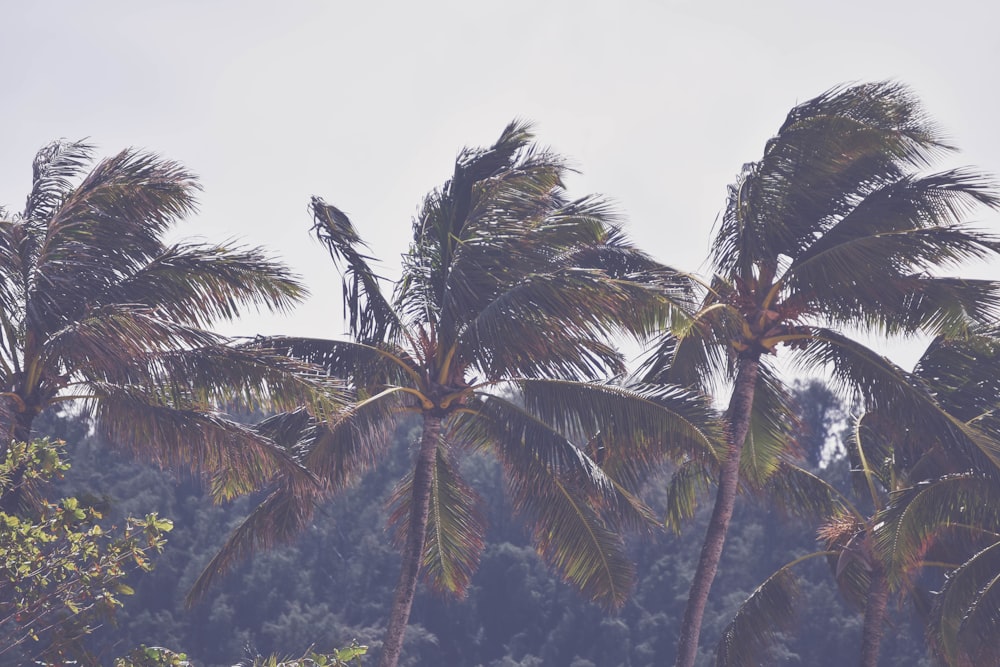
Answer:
xmin=43 ymin=397 xmax=932 ymax=666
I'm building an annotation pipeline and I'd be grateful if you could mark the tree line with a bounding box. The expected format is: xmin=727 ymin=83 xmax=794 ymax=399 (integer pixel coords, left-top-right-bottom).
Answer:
xmin=2 ymin=81 xmax=1000 ymax=666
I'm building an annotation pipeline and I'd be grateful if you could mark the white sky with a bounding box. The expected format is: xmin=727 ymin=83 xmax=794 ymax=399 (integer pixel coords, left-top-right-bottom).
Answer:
xmin=2 ymin=0 xmax=998 ymax=370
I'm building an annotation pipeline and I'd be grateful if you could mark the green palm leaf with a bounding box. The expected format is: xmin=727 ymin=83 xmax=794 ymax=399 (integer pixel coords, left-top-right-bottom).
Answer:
xmin=519 ymin=378 xmax=720 ymax=477
xmin=186 ymin=482 xmax=322 ymax=607
xmin=22 ymin=140 xmax=97 ymax=223
xmin=249 ymin=336 xmax=419 ymax=390
xmin=88 ymin=382 xmax=315 ymax=501
xmin=304 ymin=387 xmax=406 ymax=487
xmin=311 ymin=197 xmax=398 ymax=343
xmin=931 ymin=540 xmax=1000 ymax=667
xmin=104 ymin=242 xmax=305 ymax=327
xmin=715 ymin=556 xmax=826 ymax=667
xmin=875 ymin=473 xmax=1000 ymax=586
xmin=738 ymin=361 xmax=796 ymax=488
xmin=453 ymin=395 xmax=641 ymax=604
xmin=388 ymin=442 xmax=486 ymax=596
xmin=762 ymin=463 xmax=851 ymax=525
xmin=664 ymin=460 xmax=714 ymax=533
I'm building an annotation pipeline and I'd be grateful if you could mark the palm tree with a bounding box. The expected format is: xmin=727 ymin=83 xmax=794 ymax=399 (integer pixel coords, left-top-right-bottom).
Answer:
xmin=712 ymin=422 xmax=920 ymax=667
xmin=717 ymin=329 xmax=1000 ymax=667
xmin=0 ymin=140 xmax=327 ymax=509
xmin=874 ymin=330 xmax=1000 ymax=666
xmin=640 ymin=81 xmax=1000 ymax=667
xmin=189 ymin=121 xmax=720 ymax=667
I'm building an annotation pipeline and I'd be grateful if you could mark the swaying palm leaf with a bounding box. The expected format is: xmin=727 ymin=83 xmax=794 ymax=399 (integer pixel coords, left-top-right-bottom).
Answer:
xmin=388 ymin=442 xmax=486 ymax=597
xmin=876 ymin=473 xmax=1000 ymax=588
xmin=931 ymin=540 xmax=1000 ymax=667
xmin=664 ymin=460 xmax=715 ymax=533
xmin=715 ymin=554 xmax=834 ymax=667
xmin=186 ymin=482 xmax=324 ymax=606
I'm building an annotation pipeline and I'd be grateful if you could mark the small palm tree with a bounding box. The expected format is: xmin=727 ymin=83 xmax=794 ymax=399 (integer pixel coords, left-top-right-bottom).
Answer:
xmin=874 ymin=330 xmax=1000 ymax=667
xmin=717 ymin=330 xmax=1000 ymax=667
xmin=0 ymin=140 xmax=327 ymax=508
xmin=640 ymin=81 xmax=1000 ymax=667
xmin=190 ymin=122 xmax=720 ymax=667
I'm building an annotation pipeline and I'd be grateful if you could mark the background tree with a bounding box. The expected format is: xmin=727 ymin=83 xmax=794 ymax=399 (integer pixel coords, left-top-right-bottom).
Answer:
xmin=717 ymin=329 xmax=1000 ymax=667
xmin=640 ymin=81 xmax=1000 ymax=667
xmin=190 ymin=121 xmax=719 ymax=667
xmin=0 ymin=140 xmax=330 ymax=510
xmin=874 ymin=329 xmax=1000 ymax=666
xmin=0 ymin=438 xmax=172 ymax=665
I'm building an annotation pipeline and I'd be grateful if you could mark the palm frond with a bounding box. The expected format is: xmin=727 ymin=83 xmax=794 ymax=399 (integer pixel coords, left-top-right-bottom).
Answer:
xmin=763 ymin=463 xmax=852 ymax=525
xmin=930 ymin=540 xmax=1000 ymax=667
xmin=304 ymin=387 xmax=405 ymax=487
xmin=525 ymin=472 xmax=635 ymax=609
xmin=738 ymin=361 xmax=797 ymax=488
xmin=310 ymin=197 xmax=398 ymax=343
xmin=711 ymin=81 xmax=950 ymax=279
xmin=103 ymin=241 xmax=305 ymax=327
xmin=784 ymin=170 xmax=1000 ymax=315
xmin=186 ymin=482 xmax=322 ymax=606
xmin=397 ymin=119 xmax=552 ymax=328
xmin=814 ymin=329 xmax=1000 ymax=483
xmin=875 ymin=473 xmax=1000 ymax=587
xmin=664 ymin=459 xmax=715 ymax=533
xmin=829 ymin=531 xmax=874 ymax=611
xmin=26 ymin=148 xmax=199 ymax=332
xmin=457 ymin=268 xmax=663 ymax=380
xmin=715 ymin=556 xmax=830 ymax=667
xmin=22 ymin=139 xmax=96 ymax=223
xmin=789 ymin=328 xmax=1000 ymax=469
xmin=638 ymin=283 xmax=742 ymax=392
xmin=455 ymin=394 xmax=614 ymax=498
xmin=915 ymin=329 xmax=1000 ymax=423
xmin=452 ymin=395 xmax=643 ymax=604
xmin=436 ymin=193 xmax=680 ymax=347
xmin=88 ymin=383 xmax=315 ymax=501
xmin=518 ymin=378 xmax=721 ymax=480
xmin=122 ymin=343 xmax=347 ymax=422
xmin=37 ymin=146 xmax=197 ymax=264
xmin=388 ymin=442 xmax=486 ymax=597
xmin=247 ymin=335 xmax=418 ymax=390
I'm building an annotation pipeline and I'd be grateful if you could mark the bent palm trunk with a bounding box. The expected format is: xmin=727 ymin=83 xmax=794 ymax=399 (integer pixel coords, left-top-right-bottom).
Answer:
xmin=378 ymin=415 xmax=441 ymax=667
xmin=675 ymin=356 xmax=759 ymax=667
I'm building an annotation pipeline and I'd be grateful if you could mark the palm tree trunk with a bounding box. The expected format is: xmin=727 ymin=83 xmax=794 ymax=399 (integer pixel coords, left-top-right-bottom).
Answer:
xmin=675 ymin=355 xmax=759 ymax=667
xmin=378 ymin=414 xmax=441 ymax=667
xmin=860 ymin=563 xmax=889 ymax=667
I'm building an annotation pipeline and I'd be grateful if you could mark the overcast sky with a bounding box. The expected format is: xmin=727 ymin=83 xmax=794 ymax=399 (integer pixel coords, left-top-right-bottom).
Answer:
xmin=3 ymin=0 xmax=998 ymax=369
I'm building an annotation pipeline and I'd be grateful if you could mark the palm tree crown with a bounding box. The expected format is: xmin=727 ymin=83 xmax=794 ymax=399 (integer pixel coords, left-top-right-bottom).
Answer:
xmin=192 ymin=121 xmax=719 ymax=667
xmin=0 ymin=140 xmax=325 ymax=506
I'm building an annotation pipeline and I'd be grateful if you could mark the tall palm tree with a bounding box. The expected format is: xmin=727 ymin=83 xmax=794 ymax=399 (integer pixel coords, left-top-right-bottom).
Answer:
xmin=189 ymin=121 xmax=720 ymax=667
xmin=640 ymin=81 xmax=1000 ymax=667
xmin=0 ymin=140 xmax=328 ymax=508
